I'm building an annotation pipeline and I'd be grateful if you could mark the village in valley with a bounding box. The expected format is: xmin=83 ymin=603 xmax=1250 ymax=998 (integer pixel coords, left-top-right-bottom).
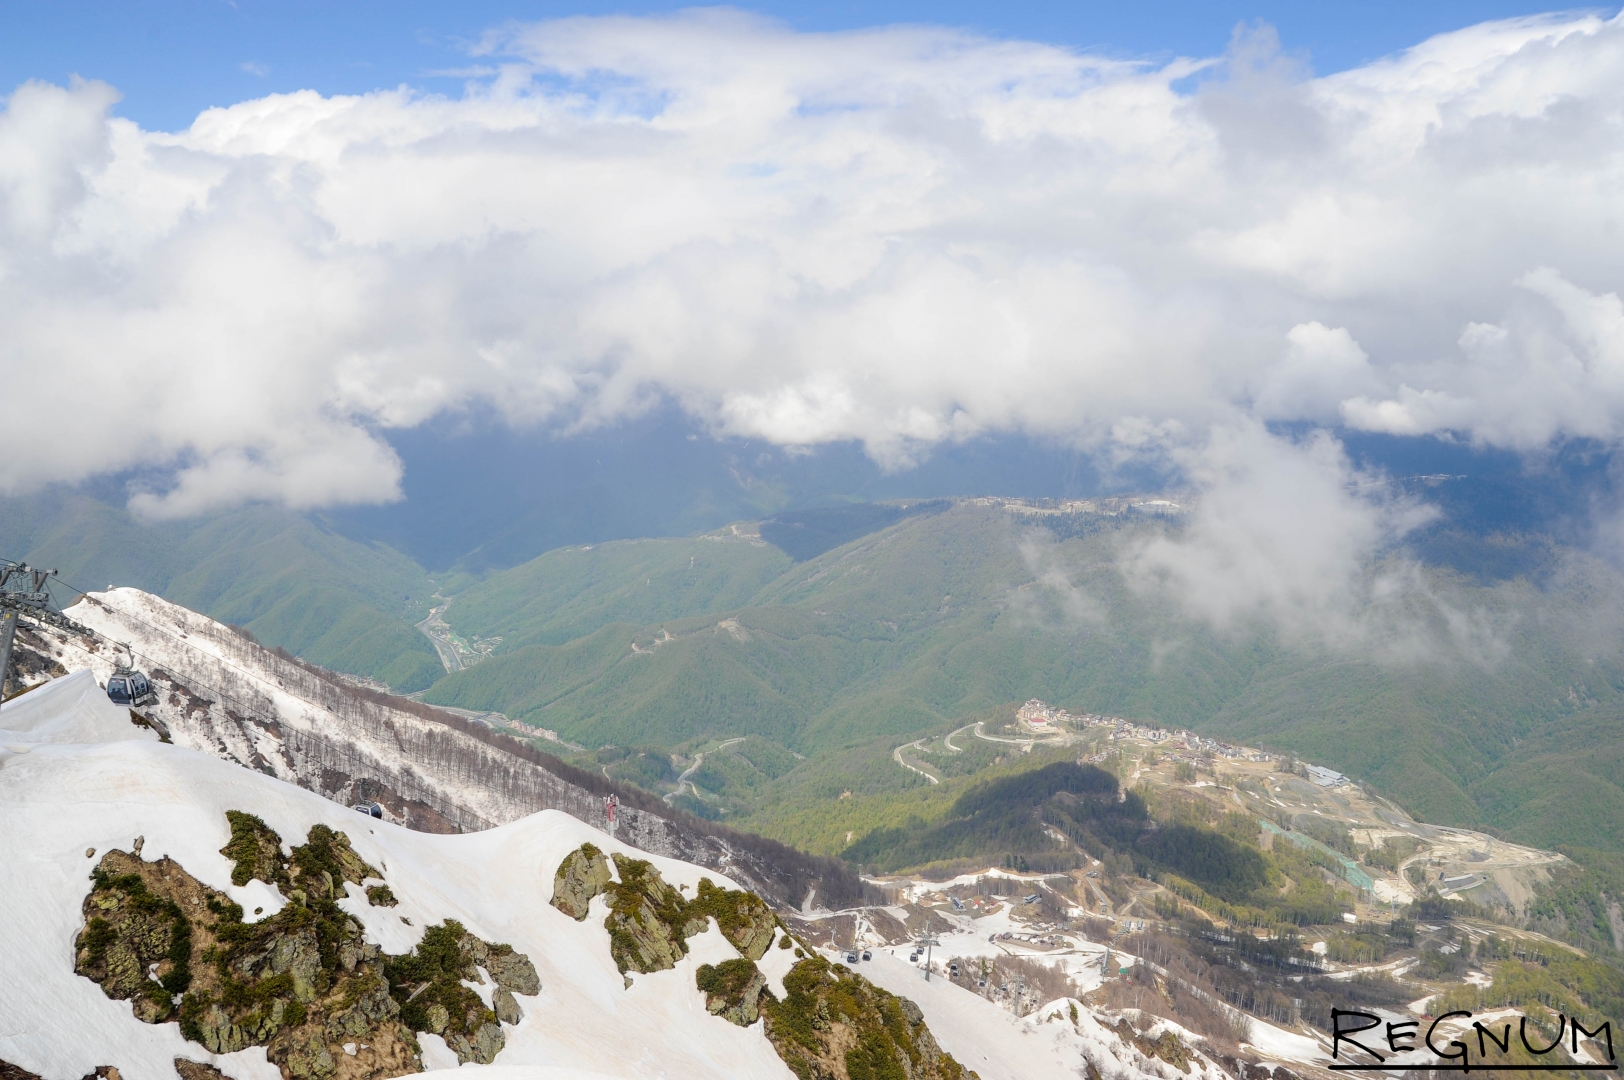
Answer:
xmin=795 ymin=698 xmax=1587 ymax=1077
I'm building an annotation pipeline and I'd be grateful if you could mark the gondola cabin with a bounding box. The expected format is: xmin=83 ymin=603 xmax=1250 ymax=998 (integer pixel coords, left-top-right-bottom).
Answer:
xmin=106 ymin=670 xmax=153 ymax=707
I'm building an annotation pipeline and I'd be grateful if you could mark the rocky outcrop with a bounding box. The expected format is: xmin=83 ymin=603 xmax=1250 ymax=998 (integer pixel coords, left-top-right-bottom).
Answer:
xmin=174 ymin=1058 xmax=229 ymax=1080
xmin=551 ymin=844 xmax=783 ymax=974
xmin=75 ymin=851 xmax=195 ymax=1024
xmin=1 ymin=1064 xmax=122 ymax=1080
xmin=604 ymin=854 xmax=707 ymax=975
xmin=1111 ymin=1020 xmax=1192 ymax=1074
xmin=383 ymin=920 xmax=530 ymax=1064
xmin=221 ymin=811 xmax=289 ymax=888
xmin=439 ymin=927 xmax=540 ymax=1028
xmin=760 ymin=955 xmax=977 ymax=1080
xmin=75 ymin=813 xmax=539 ymax=1080
xmin=76 ymin=841 xmax=417 ymax=1080
xmin=686 ymin=878 xmax=778 ymax=960
xmin=288 ymin=823 xmax=376 ymax=899
xmin=550 ymin=844 xmax=612 ymax=920
xmin=548 ymin=845 xmax=972 ymax=1080
xmin=489 ymin=950 xmax=540 ymax=995
xmin=696 ymin=959 xmax=769 ymax=1026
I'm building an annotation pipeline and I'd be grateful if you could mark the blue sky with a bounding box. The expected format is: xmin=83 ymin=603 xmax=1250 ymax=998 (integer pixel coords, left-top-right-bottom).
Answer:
xmin=1 ymin=0 xmax=1574 ymax=130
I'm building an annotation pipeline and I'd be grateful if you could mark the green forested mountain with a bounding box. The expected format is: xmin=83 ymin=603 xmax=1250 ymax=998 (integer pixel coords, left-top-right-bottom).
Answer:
xmin=422 ymin=501 xmax=1624 ymax=853
xmin=444 ymin=534 xmax=793 ymax=650
xmin=10 ymin=485 xmax=1622 ymax=855
xmin=0 ymin=490 xmax=443 ymax=691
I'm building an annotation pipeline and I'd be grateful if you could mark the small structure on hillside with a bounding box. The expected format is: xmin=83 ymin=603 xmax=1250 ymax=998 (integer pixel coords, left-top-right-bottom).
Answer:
xmin=1306 ymin=764 xmax=1348 ymax=787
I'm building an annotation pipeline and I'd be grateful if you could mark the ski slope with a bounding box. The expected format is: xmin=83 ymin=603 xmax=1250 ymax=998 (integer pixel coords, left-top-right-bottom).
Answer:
xmin=852 ymin=948 xmax=1224 ymax=1080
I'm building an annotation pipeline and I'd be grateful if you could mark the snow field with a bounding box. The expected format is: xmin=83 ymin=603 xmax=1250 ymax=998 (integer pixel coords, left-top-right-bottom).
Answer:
xmin=0 ymin=673 xmax=793 ymax=1080
xmin=851 ymin=947 xmax=1220 ymax=1080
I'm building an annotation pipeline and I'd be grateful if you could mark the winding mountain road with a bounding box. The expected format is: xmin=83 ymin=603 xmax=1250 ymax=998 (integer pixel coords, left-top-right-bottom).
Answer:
xmin=893 ymin=739 xmax=942 ymax=784
xmin=664 ymin=737 xmax=746 ymax=803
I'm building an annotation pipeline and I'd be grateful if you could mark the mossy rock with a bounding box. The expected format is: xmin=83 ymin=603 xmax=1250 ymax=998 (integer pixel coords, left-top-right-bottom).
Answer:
xmin=383 ymin=919 xmax=534 ymax=1058
xmin=75 ymin=813 xmax=532 ymax=1080
xmin=289 ymin=824 xmax=377 ymax=898
xmin=221 ymin=812 xmax=290 ymax=889
xmin=460 ymin=933 xmax=540 ymax=997
xmin=605 ymin=855 xmax=695 ymax=975
xmin=551 ymin=843 xmax=612 ymax=921
xmin=696 ymin=959 xmax=768 ymax=1026
xmin=761 ymin=955 xmax=977 ymax=1080
xmin=686 ymin=878 xmax=779 ymax=960
xmin=550 ymin=847 xmax=780 ymax=974
xmin=1112 ymin=1020 xmax=1191 ymax=1074
xmin=550 ymin=845 xmax=973 ymax=1079
xmin=77 ymin=839 xmax=416 ymax=1080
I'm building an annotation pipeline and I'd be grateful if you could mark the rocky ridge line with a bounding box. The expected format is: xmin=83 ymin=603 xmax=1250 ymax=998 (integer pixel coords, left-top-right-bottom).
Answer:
xmin=550 ymin=843 xmax=978 ymax=1080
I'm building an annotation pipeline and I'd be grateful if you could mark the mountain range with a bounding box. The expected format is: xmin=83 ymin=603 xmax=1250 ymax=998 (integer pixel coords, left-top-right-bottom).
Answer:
xmin=7 ymin=455 xmax=1624 ymax=861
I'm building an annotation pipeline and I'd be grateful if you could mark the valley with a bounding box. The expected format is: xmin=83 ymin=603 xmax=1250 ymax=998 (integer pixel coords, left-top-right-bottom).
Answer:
xmin=404 ymin=498 xmax=1624 ymax=865
xmin=12 ymin=488 xmax=1621 ymax=863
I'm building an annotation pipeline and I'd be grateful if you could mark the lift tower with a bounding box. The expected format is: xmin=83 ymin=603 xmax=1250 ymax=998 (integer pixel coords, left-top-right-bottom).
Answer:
xmin=0 ymin=563 xmax=53 ymax=698
xmin=0 ymin=562 xmax=89 ymax=699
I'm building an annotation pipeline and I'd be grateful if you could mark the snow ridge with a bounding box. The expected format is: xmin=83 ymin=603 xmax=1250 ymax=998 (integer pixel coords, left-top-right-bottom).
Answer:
xmin=15 ymin=589 xmax=828 ymax=905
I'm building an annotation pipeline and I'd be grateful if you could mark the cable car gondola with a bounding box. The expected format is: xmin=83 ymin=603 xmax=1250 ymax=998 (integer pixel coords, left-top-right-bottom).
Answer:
xmin=105 ymin=643 xmax=154 ymax=707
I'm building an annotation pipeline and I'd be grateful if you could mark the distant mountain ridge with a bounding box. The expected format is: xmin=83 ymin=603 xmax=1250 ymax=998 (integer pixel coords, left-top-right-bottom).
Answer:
xmin=7 ymin=468 xmax=1624 ymax=862
xmin=0 ymin=490 xmax=443 ymax=691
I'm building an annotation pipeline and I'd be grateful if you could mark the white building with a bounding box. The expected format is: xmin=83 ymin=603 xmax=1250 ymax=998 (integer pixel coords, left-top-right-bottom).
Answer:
xmin=1305 ymin=764 xmax=1348 ymax=787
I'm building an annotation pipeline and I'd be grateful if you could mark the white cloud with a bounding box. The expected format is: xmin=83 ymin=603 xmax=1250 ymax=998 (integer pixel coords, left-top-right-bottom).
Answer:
xmin=1340 ymin=269 xmax=1624 ymax=447
xmin=1115 ymin=423 xmax=1515 ymax=661
xmin=2 ymin=9 xmax=1624 ymax=518
xmin=1120 ymin=425 xmax=1427 ymax=642
xmin=1253 ymin=322 xmax=1379 ymax=422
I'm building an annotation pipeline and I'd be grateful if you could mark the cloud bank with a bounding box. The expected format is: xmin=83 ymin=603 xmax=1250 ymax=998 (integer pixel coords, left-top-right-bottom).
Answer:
xmin=3 ymin=9 xmax=1624 ymax=524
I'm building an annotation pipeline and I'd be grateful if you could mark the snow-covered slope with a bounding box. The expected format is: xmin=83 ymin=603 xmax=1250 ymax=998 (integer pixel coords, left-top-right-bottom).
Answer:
xmin=0 ymin=669 xmax=156 ymax=748
xmin=14 ymin=588 xmax=851 ymax=908
xmin=57 ymin=588 xmax=578 ymax=830
xmin=0 ymin=673 xmax=793 ymax=1080
xmin=1 ymin=672 xmax=1212 ymax=1080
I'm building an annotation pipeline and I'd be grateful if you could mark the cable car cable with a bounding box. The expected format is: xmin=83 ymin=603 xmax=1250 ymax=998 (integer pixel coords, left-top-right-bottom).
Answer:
xmin=33 ymin=627 xmax=494 ymax=830
xmin=1 ymin=566 xmax=501 ymax=829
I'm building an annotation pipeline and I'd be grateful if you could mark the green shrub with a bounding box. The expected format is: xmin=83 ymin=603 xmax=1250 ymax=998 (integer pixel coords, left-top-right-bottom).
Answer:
xmin=81 ymin=917 xmax=115 ymax=965
xmin=221 ymin=811 xmax=288 ymax=888
xmin=696 ymin=958 xmax=759 ymax=1000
